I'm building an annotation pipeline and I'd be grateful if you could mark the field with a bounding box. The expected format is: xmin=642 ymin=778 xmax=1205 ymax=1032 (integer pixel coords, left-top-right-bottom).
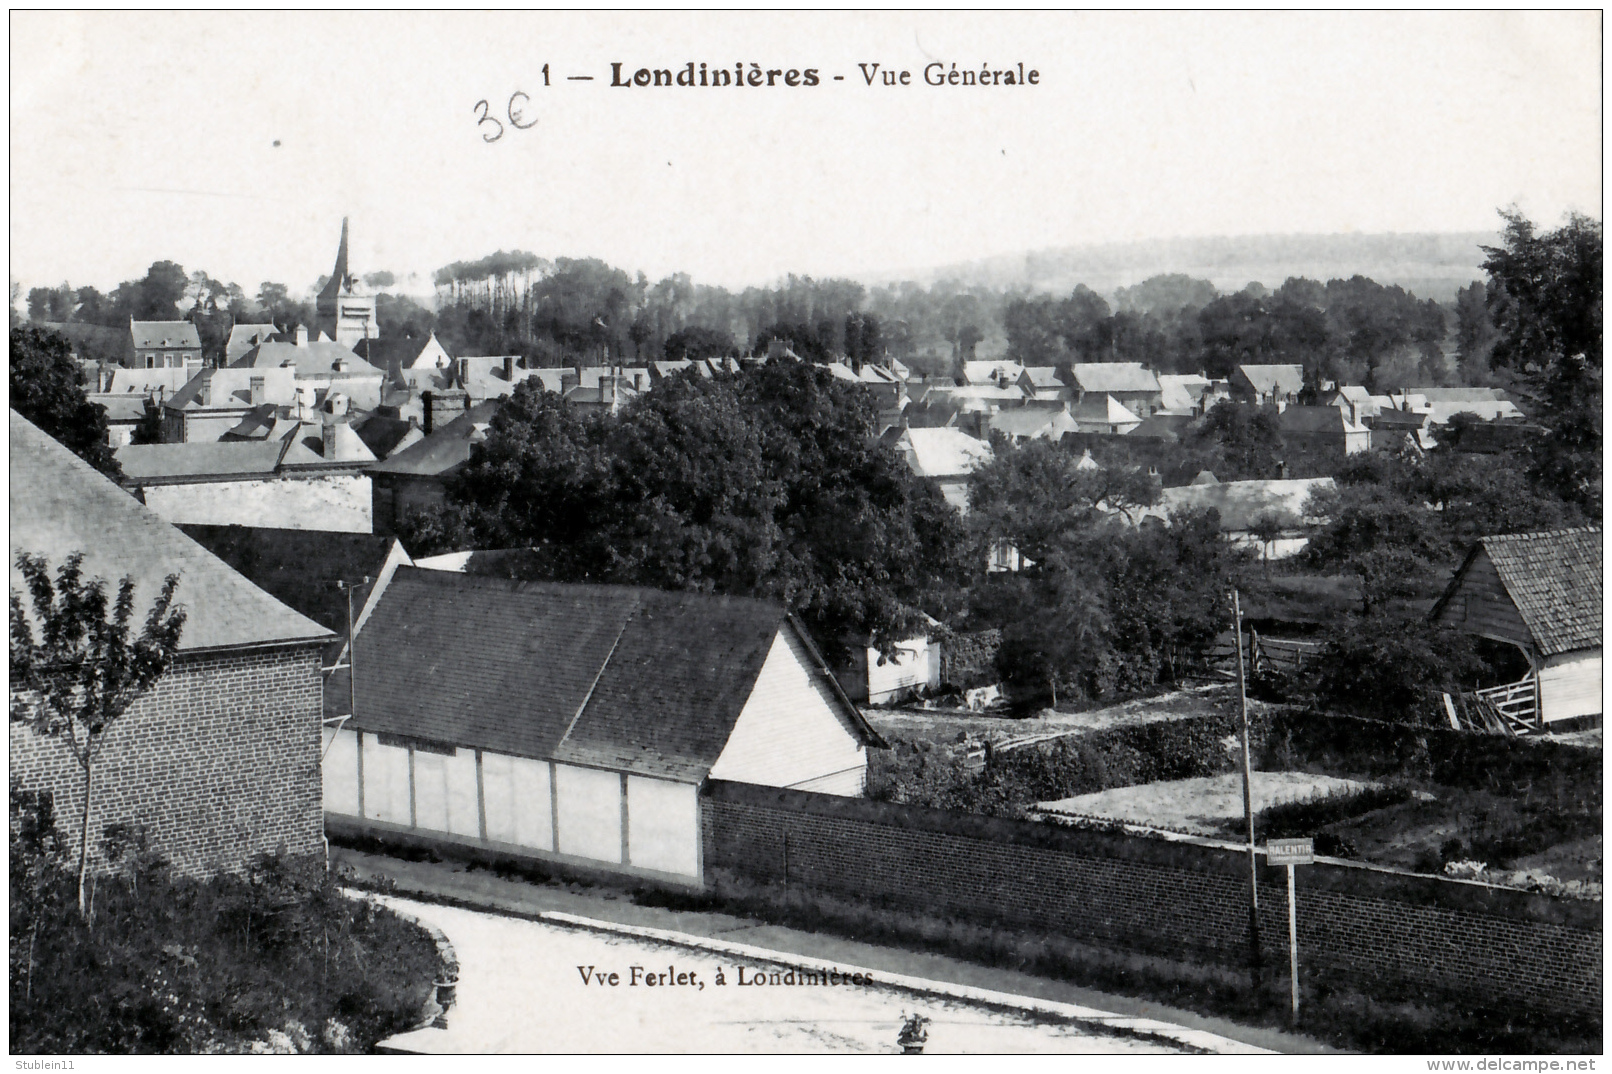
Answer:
xmin=1036 ymin=772 xmax=1374 ymax=837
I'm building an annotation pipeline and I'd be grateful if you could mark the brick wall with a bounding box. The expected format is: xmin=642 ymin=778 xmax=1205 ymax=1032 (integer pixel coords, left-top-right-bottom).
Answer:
xmin=703 ymin=781 xmax=1602 ymax=1018
xmin=10 ymin=643 xmax=327 ymax=876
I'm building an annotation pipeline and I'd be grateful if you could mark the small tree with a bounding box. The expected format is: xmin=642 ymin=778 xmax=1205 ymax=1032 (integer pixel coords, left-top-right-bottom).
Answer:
xmin=9 ymin=553 xmax=185 ymax=920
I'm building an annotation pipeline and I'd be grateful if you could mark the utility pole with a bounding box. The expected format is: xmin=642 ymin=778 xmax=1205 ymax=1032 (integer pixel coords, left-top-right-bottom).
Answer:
xmin=1233 ymin=588 xmax=1262 ymax=988
xmin=335 ymin=576 xmax=371 ymax=728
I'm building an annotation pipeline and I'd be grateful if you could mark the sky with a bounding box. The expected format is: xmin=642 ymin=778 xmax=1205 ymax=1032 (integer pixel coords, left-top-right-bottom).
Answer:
xmin=9 ymin=10 xmax=1602 ymax=298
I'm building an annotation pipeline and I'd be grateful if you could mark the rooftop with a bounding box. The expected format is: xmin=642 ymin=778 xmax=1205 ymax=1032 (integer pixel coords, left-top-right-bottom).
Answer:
xmin=1068 ymin=363 xmax=1160 ymax=394
xmin=1435 ymin=527 xmax=1601 ymax=656
xmin=1148 ymin=477 xmax=1336 ymax=533
xmin=130 ymin=320 xmax=201 ymax=350
xmin=1237 ymin=364 xmax=1305 ymax=395
xmin=896 ymin=426 xmax=994 ymax=478
xmin=10 ymin=411 xmax=331 ymax=653
xmin=353 ymin=568 xmax=877 ymax=781
xmin=367 ymin=399 xmax=503 ymax=477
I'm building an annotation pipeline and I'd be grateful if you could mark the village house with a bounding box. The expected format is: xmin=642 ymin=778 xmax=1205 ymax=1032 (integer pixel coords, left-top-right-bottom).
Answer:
xmin=1323 ymin=385 xmax=1382 ymax=424
xmin=1016 ymin=366 xmax=1072 ymax=404
xmin=86 ymin=393 xmax=152 ymax=448
xmin=887 ymin=425 xmax=994 ymax=512
xmin=161 ymin=367 xmax=300 ymax=443
xmin=368 ymin=398 xmax=502 ymax=537
xmin=1278 ymin=404 xmax=1370 ymax=456
xmin=1232 ymin=364 xmax=1304 ymax=410
xmin=323 ymin=568 xmax=886 ymax=885
xmin=1070 ymin=392 xmax=1143 ymax=435
xmin=987 ymin=407 xmax=1078 ymax=444
xmin=961 ymin=359 xmax=1025 ymax=388
xmin=1157 ymin=373 xmax=1229 ymax=416
xmin=1430 ymin=527 xmax=1602 ymax=731
xmin=10 ymin=411 xmax=333 ymax=875
xmin=1065 ymin=363 xmax=1163 ymax=418
xmin=1394 ymin=387 xmax=1527 ymax=426
xmin=128 ymin=318 xmax=202 ymax=369
xmin=223 ymin=323 xmax=284 ymax=365
xmin=117 ymin=420 xmax=376 ymax=533
xmin=1370 ymin=407 xmax=1438 ymax=453
xmin=353 ymin=330 xmax=455 ymax=374
xmin=1136 ymin=474 xmax=1336 ymax=559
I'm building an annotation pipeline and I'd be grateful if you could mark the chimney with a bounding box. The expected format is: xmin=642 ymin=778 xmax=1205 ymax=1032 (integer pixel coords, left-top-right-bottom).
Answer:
xmin=502 ymin=354 xmax=516 ymax=381
xmin=249 ymin=375 xmax=265 ymax=405
xmin=322 ymin=421 xmax=338 ymax=459
xmin=332 ymin=357 xmax=347 ymax=373
xmin=561 ymin=369 xmax=580 ymax=394
xmin=634 ymin=371 xmax=646 ymax=390
xmin=295 ymin=324 xmax=309 ymax=346
xmin=1348 ymin=399 xmax=1361 ymax=427
xmin=423 ymin=388 xmax=468 ymax=434
xmin=421 ymin=390 xmax=435 ymax=434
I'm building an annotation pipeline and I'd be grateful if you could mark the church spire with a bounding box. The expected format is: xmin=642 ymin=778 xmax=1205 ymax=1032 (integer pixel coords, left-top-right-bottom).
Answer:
xmin=319 ymin=217 xmax=351 ymax=301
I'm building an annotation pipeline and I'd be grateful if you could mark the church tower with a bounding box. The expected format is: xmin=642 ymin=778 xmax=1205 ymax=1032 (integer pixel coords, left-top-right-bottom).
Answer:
xmin=315 ymin=218 xmax=377 ymax=349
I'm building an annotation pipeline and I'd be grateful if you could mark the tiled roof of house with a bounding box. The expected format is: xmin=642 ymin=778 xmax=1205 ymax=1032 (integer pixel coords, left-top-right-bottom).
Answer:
xmin=897 ymin=427 xmax=993 ymax=478
xmin=167 ymin=367 xmax=297 ymax=410
xmin=1437 ymin=527 xmax=1602 ymax=657
xmin=352 ymin=334 xmax=444 ymax=371
xmin=117 ymin=440 xmax=291 ymax=480
xmin=1237 ymin=364 xmax=1305 ymax=395
xmin=1157 ymin=373 xmax=1211 ymax=411
xmin=11 ymin=412 xmax=331 ymax=652
xmin=234 ymin=341 xmax=379 ymax=378
xmin=1070 ymin=393 xmax=1142 ymax=427
xmin=1129 ymin=412 xmax=1196 ymax=441
xmin=177 ymin=524 xmax=401 ymax=657
xmin=367 ymin=399 xmax=502 ymax=476
xmin=106 ymin=367 xmax=193 ymax=396
xmin=130 ymin=320 xmax=201 ymax=350
xmin=224 ymin=323 xmax=284 ymax=363
xmin=352 ymin=568 xmax=877 ymax=780
xmin=962 ymin=360 xmax=1024 ymax=385
xmin=1019 ymin=366 xmax=1065 ymax=389
xmin=1068 ymin=363 xmax=1160 ymax=394
xmin=87 ymin=393 xmax=151 ymax=423
xmin=987 ymin=408 xmax=1077 ymax=440
xmin=1279 ymin=405 xmax=1365 ymax=434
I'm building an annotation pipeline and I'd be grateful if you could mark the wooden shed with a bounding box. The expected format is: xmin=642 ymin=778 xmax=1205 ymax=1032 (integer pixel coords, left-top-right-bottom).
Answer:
xmin=1430 ymin=527 xmax=1602 ymax=729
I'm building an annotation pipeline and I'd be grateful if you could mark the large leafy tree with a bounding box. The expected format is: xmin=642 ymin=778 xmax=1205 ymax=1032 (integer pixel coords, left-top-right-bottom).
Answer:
xmin=404 ymin=362 xmax=970 ymax=659
xmin=1188 ymin=400 xmax=1284 ymax=480
xmin=1481 ymin=208 xmax=1603 ymax=515
xmin=10 ymin=326 xmax=121 ymax=479
xmin=9 ymin=553 xmax=185 ymax=920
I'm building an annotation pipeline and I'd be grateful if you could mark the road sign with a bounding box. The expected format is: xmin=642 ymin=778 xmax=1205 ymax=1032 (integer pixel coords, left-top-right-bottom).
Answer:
xmin=1267 ymin=838 xmax=1314 ymax=866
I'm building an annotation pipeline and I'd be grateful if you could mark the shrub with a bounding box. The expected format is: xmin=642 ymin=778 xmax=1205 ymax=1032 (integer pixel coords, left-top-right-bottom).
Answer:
xmin=1256 ymin=784 xmax=1413 ymax=840
xmin=10 ymin=789 xmax=441 ymax=1055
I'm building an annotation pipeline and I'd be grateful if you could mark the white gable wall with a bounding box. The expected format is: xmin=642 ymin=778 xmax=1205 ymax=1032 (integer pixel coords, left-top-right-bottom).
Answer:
xmin=709 ymin=626 xmax=868 ymax=796
xmin=1539 ymin=649 xmax=1602 ymax=723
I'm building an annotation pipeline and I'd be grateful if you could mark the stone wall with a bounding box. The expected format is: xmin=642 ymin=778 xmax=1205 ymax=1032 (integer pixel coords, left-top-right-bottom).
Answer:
xmin=139 ymin=473 xmax=372 ymax=533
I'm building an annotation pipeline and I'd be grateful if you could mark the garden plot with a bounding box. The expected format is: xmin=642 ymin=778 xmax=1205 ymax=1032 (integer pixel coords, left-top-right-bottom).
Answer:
xmin=1037 ymin=771 xmax=1373 ymax=836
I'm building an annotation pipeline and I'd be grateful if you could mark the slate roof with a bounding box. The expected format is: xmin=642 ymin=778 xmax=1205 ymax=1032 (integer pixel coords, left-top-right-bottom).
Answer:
xmin=1019 ymin=366 xmax=1066 ymax=389
xmin=1279 ymin=405 xmax=1366 ymax=434
xmin=962 ymin=360 xmax=1024 ymax=385
xmin=177 ymin=524 xmax=400 ymax=659
xmin=225 ymin=324 xmax=284 ymax=364
xmin=117 ymin=440 xmax=291 ymax=480
xmin=897 ymin=427 xmax=994 ymax=478
xmin=987 ymin=408 xmax=1077 ymax=440
xmin=1158 ymin=373 xmax=1212 ymax=412
xmin=10 ymin=412 xmax=331 ymax=653
xmin=107 ymin=367 xmax=193 ymax=396
xmin=167 ymin=367 xmax=297 ymax=410
xmin=87 ymin=394 xmax=151 ymax=423
xmin=353 ymin=334 xmax=444 ymax=371
xmin=367 ymin=400 xmax=502 ymax=477
xmin=1070 ymin=393 xmax=1142 ymax=427
xmin=130 ymin=320 xmax=201 ymax=350
xmin=1129 ymin=412 xmax=1196 ymax=441
xmin=234 ymin=341 xmax=379 ymax=378
xmin=1237 ymin=364 xmax=1305 ymax=396
xmin=1068 ymin=363 xmax=1160 ymax=394
xmin=1434 ymin=527 xmax=1602 ymax=657
xmin=352 ymin=569 xmax=879 ymax=780
xmin=1327 ymin=385 xmax=1381 ymax=420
